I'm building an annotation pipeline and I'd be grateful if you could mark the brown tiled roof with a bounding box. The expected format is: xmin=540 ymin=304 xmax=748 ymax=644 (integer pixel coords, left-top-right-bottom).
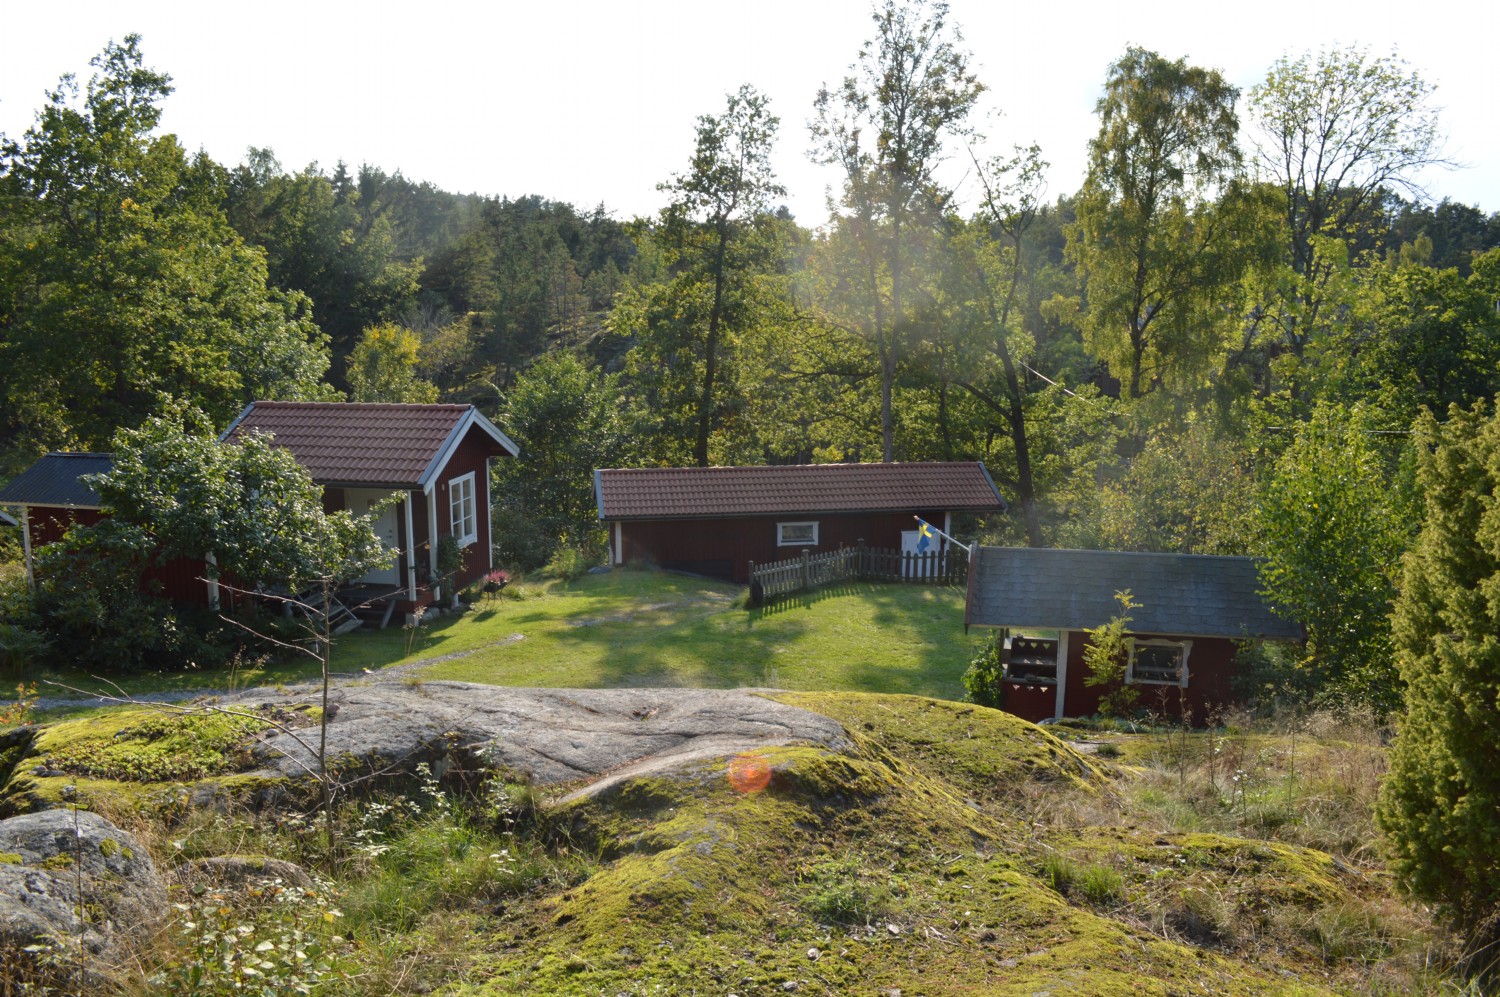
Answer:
xmin=223 ymin=402 xmax=513 ymax=487
xmin=595 ymin=462 xmax=1005 ymax=520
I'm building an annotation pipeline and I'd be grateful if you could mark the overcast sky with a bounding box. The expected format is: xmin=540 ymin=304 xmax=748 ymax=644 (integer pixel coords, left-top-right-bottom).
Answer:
xmin=2 ymin=0 xmax=1495 ymax=226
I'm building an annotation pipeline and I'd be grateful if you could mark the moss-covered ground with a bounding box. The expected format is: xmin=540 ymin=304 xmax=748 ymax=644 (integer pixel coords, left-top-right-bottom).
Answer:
xmin=7 ymin=689 xmax=1454 ymax=994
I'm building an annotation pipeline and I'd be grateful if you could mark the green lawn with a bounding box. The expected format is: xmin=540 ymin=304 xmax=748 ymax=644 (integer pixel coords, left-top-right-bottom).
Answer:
xmin=24 ymin=568 xmax=982 ymax=705
xmin=335 ymin=569 xmax=982 ymax=699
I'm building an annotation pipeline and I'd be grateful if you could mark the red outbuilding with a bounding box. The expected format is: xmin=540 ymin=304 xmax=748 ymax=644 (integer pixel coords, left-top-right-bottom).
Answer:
xmin=594 ymin=462 xmax=1006 ymax=583
xmin=964 ymin=546 xmax=1303 ymax=725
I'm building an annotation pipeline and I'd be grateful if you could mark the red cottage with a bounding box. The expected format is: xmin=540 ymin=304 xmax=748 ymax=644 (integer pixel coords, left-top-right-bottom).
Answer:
xmin=222 ymin=402 xmax=518 ymax=616
xmin=964 ymin=546 xmax=1303 ymax=724
xmin=0 ymin=403 xmax=519 ymax=622
xmin=0 ymin=452 xmax=214 ymax=604
xmin=594 ymin=462 xmax=1006 ymax=583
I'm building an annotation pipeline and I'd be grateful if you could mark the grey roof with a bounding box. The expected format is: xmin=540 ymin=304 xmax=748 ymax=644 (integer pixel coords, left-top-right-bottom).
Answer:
xmin=965 ymin=546 xmax=1302 ymax=640
xmin=0 ymin=453 xmax=112 ymax=509
xmin=0 ymin=510 xmax=15 ymax=527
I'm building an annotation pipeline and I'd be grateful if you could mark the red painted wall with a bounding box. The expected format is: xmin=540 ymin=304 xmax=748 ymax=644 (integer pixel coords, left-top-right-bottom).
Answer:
xmin=616 ymin=508 xmax=952 ymax=583
xmin=431 ymin=426 xmax=501 ymax=591
xmin=1000 ymin=631 xmax=1240 ymax=726
xmin=25 ymin=506 xmax=211 ymax=605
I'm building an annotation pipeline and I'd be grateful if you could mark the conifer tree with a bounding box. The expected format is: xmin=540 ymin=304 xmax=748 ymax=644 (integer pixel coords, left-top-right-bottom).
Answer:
xmin=1376 ymin=400 xmax=1500 ymax=963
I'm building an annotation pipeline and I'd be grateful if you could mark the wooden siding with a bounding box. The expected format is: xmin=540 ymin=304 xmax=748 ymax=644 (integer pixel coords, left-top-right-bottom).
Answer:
xmin=1002 ymin=630 xmax=1240 ymax=726
xmin=432 ymin=424 xmax=497 ymax=591
xmin=617 ymin=509 xmax=952 ymax=583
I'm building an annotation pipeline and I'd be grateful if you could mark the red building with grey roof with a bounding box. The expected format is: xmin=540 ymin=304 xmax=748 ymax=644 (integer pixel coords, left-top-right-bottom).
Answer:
xmin=594 ymin=462 xmax=1006 ymax=583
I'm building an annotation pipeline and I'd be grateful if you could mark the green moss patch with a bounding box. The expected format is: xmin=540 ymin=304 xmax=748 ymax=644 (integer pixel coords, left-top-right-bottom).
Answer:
xmin=455 ymin=698 xmax=1331 ymax=996
xmin=35 ymin=707 xmax=275 ymax=782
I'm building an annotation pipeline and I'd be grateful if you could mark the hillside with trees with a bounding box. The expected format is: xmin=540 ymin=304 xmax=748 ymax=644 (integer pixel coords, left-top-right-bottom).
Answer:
xmin=4 ymin=0 xmax=1500 ymax=983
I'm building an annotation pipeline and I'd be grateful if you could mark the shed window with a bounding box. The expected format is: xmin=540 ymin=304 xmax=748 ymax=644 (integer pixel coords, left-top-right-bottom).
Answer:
xmin=1127 ymin=639 xmax=1191 ymax=687
xmin=777 ymin=521 xmax=818 ymax=546
xmin=449 ymin=472 xmax=477 ymax=547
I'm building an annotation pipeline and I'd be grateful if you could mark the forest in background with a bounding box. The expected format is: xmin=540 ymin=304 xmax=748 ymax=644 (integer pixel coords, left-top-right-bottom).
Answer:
xmin=2 ymin=6 xmax=1500 ymax=708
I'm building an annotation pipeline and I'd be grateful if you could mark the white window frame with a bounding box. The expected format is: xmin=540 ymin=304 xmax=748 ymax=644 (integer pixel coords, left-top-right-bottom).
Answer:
xmin=1126 ymin=638 xmax=1191 ymax=687
xmin=776 ymin=521 xmax=819 ymax=547
xmin=449 ymin=471 xmax=478 ymax=548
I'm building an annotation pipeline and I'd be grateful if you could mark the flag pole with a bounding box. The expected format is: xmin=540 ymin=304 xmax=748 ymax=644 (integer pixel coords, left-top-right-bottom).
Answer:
xmin=915 ymin=516 xmax=971 ymax=554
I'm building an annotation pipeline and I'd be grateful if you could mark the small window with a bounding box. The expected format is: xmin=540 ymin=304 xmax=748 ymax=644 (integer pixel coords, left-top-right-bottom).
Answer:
xmin=1127 ymin=639 xmax=1191 ymax=687
xmin=449 ymin=472 xmax=477 ymax=547
xmin=777 ymin=521 xmax=818 ymax=546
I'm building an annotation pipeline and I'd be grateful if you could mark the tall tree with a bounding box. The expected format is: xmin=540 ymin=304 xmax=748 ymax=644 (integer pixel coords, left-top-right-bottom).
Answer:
xmin=1068 ymin=47 xmax=1262 ymax=401
xmin=1248 ymin=46 xmax=1449 ymax=357
xmin=811 ymin=0 xmax=983 ymax=460
xmin=0 ymin=37 xmax=333 ymax=467
xmin=657 ymin=85 xmax=785 ymax=467
xmin=1377 ymin=400 xmax=1500 ymax=969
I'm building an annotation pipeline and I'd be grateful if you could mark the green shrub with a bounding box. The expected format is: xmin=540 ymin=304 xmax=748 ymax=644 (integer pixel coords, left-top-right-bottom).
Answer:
xmin=962 ymin=632 xmax=1005 ymax=709
xmin=799 ymin=855 xmax=888 ymax=926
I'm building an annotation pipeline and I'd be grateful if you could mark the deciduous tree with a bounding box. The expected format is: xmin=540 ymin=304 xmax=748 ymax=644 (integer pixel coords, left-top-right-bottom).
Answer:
xmin=811 ymin=0 xmax=983 ymax=460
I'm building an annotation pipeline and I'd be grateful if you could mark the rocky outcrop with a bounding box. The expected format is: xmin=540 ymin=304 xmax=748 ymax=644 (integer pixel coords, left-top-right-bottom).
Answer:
xmin=231 ymin=683 xmax=850 ymax=796
xmin=0 ymin=809 xmax=165 ymax=957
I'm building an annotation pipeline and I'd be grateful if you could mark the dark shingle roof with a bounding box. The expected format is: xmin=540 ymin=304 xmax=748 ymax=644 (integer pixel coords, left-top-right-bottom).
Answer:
xmin=966 ymin=546 xmax=1301 ymax=640
xmin=223 ymin=402 xmax=517 ymax=488
xmin=0 ymin=453 xmax=113 ymax=509
xmin=595 ymin=462 xmax=1005 ymax=520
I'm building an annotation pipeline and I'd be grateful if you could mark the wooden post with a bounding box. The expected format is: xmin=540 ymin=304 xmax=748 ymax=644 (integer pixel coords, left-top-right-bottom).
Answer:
xmin=801 ymin=549 xmax=810 ymax=592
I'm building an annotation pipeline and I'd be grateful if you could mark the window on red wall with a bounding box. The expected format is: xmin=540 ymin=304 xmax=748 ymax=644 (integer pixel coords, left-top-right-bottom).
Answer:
xmin=1126 ymin=639 xmax=1191 ymax=687
xmin=449 ymin=472 xmax=477 ymax=547
xmin=777 ymin=521 xmax=818 ymax=546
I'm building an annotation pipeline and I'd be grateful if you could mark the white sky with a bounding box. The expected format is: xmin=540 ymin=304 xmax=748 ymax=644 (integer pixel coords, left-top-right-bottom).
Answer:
xmin=2 ymin=0 xmax=1496 ymax=227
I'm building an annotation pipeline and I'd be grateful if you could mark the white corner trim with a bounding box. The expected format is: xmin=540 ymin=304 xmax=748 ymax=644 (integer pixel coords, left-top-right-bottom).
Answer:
xmin=1055 ymin=630 xmax=1070 ymax=720
xmin=404 ymin=495 xmax=418 ymax=601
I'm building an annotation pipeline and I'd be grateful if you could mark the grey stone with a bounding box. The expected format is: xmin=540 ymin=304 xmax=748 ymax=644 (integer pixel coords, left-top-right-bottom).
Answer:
xmin=226 ymin=683 xmax=850 ymax=799
xmin=0 ymin=809 xmax=165 ymax=956
xmin=188 ymin=855 xmax=313 ymax=889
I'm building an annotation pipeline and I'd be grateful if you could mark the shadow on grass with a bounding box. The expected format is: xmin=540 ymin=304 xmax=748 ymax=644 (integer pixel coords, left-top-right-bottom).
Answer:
xmin=748 ymin=580 xmax=964 ymax=618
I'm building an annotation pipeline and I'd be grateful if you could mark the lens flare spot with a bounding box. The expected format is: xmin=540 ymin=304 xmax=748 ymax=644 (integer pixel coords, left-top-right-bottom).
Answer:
xmin=727 ymin=752 xmax=772 ymax=794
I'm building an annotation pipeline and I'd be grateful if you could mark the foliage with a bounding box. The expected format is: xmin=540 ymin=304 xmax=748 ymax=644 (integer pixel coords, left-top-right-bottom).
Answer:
xmin=1069 ymin=47 xmax=1273 ymax=401
xmin=151 ymin=877 xmax=351 ymax=995
xmin=810 ymin=0 xmax=984 ymax=460
xmin=1256 ymin=404 xmax=1409 ymax=711
xmin=492 ymin=352 xmax=628 ymax=569
xmin=1377 ymin=400 xmax=1500 ymax=966
xmin=961 ymin=631 xmax=1006 ymax=709
xmin=1092 ymin=423 xmax=1259 ymax=555
xmin=94 ymin=402 xmax=393 ymax=591
xmin=0 ymin=37 xmax=334 ymax=466
xmin=345 ymin=323 xmax=439 ymax=403
xmin=1083 ymin=590 xmax=1141 ymax=717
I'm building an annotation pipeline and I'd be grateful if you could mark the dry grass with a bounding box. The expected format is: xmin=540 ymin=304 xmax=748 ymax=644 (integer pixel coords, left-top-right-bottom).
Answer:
xmin=1009 ymin=709 xmax=1468 ymax=993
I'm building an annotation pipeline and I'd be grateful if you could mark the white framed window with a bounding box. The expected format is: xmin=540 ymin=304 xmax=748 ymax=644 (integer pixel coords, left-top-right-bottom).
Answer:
xmin=449 ymin=471 xmax=477 ymax=547
xmin=1127 ymin=639 xmax=1191 ymax=687
xmin=777 ymin=521 xmax=819 ymax=546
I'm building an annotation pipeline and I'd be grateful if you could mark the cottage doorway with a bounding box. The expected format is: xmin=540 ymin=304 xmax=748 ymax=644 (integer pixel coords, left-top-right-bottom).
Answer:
xmin=348 ymin=489 xmax=400 ymax=586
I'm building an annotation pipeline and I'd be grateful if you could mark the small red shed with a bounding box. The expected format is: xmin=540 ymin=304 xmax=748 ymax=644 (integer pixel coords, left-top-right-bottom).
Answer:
xmin=964 ymin=546 xmax=1303 ymax=724
xmin=594 ymin=462 xmax=1006 ymax=583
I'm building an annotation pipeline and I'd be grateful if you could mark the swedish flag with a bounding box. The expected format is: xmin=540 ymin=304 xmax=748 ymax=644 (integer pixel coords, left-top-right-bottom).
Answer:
xmin=915 ymin=518 xmax=935 ymax=553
